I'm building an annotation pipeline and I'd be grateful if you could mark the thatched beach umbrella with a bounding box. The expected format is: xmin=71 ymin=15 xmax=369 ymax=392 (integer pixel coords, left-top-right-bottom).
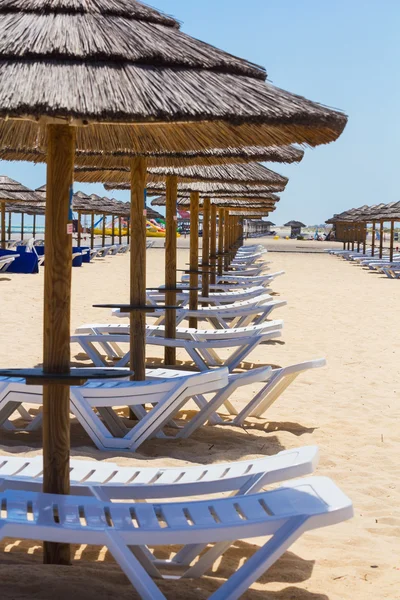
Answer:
xmin=284 ymin=220 xmax=306 ymax=238
xmin=0 ymin=0 xmax=348 ymax=566
xmin=0 ymin=176 xmax=42 ymax=247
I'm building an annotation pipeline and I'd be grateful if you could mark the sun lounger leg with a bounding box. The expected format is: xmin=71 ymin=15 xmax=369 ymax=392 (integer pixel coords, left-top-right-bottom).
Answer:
xmin=232 ymin=371 xmax=297 ymax=425
xmin=105 ymin=531 xmax=166 ymax=600
xmin=207 ymin=518 xmax=308 ymax=600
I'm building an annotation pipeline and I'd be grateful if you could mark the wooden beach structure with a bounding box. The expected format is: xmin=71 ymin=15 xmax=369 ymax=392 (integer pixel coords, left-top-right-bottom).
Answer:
xmin=0 ymin=0 xmax=347 ymax=567
xmin=284 ymin=220 xmax=306 ymax=238
xmin=0 ymin=176 xmax=43 ymax=248
xmin=326 ymin=202 xmax=400 ymax=258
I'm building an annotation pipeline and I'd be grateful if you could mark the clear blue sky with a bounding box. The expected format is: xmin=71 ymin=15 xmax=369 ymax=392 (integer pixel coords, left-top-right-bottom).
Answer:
xmin=3 ymin=0 xmax=400 ymax=226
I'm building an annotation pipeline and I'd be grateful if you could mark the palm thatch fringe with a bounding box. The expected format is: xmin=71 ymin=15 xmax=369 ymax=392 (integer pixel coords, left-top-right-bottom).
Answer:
xmin=0 ymin=145 xmax=304 ymax=168
xmin=0 ymin=118 xmax=345 ymax=157
xmin=284 ymin=220 xmax=306 ymax=227
xmin=146 ymin=162 xmax=288 ymax=185
xmin=151 ymin=195 xmax=278 ymax=208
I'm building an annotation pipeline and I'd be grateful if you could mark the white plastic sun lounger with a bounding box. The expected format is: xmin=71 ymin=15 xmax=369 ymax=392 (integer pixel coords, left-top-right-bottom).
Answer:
xmin=0 ymin=477 xmax=353 ymax=599
xmin=113 ymin=296 xmax=287 ymax=329
xmin=182 ymin=271 xmax=284 ymax=287
xmin=150 ymin=285 xmax=268 ymax=306
xmin=0 ymin=254 xmax=18 ymax=272
xmin=379 ymin=264 xmax=400 ymax=279
xmin=0 ymin=360 xmax=324 ymax=442
xmin=0 ymin=446 xmax=319 ymax=500
xmin=0 ymin=369 xmax=228 ymax=451
xmin=72 ymin=329 xmax=282 ymax=371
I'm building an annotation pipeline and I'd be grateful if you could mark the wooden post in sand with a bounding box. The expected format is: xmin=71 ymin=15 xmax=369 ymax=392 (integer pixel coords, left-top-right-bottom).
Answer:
xmin=111 ymin=215 xmax=115 ymax=245
xmin=20 ymin=212 xmax=24 ymax=241
xmin=389 ymin=220 xmax=395 ymax=262
xmin=210 ymin=203 xmax=217 ymax=285
xmin=77 ymin=211 xmax=81 ymax=246
xmin=189 ymin=191 xmax=199 ymax=329
xmin=165 ymin=175 xmax=178 ymax=365
xmin=100 ymin=214 xmax=105 ymax=246
xmin=379 ymin=221 xmax=384 ymax=258
xmin=1 ymin=201 xmax=5 ymax=249
xmin=42 ymin=124 xmax=75 ymax=565
xmin=201 ymin=197 xmax=211 ymax=301
xmin=362 ymin=223 xmax=366 ymax=254
xmin=218 ymin=208 xmax=224 ymax=276
xmin=351 ymin=224 xmax=355 ymax=251
xmin=116 ymin=216 xmax=122 ymax=244
xmin=90 ymin=212 xmax=95 ymax=249
xmin=224 ymin=210 xmax=230 ymax=271
xmin=32 ymin=214 xmax=37 ymax=240
xmin=8 ymin=212 xmax=11 ymax=241
xmin=371 ymin=222 xmax=375 ymax=256
xmin=130 ymin=157 xmax=147 ymax=381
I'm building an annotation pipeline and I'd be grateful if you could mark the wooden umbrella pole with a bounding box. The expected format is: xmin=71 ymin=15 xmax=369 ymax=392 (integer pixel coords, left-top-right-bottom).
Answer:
xmin=32 ymin=214 xmax=37 ymax=240
xmin=363 ymin=223 xmax=367 ymax=254
xmin=351 ymin=224 xmax=355 ymax=251
xmin=224 ymin=210 xmax=230 ymax=271
xmin=130 ymin=157 xmax=147 ymax=381
xmin=371 ymin=222 xmax=375 ymax=256
xmin=379 ymin=221 xmax=384 ymax=258
xmin=21 ymin=212 xmax=24 ymax=241
xmin=90 ymin=213 xmax=95 ymax=249
xmin=165 ymin=175 xmax=178 ymax=366
xmin=8 ymin=212 xmax=11 ymax=241
xmin=127 ymin=216 xmax=130 ymax=245
xmin=201 ymin=197 xmax=211 ymax=301
xmin=102 ymin=213 xmax=106 ymax=247
xmin=189 ymin=191 xmax=199 ymax=329
xmin=77 ymin=211 xmax=81 ymax=246
xmin=218 ymin=208 xmax=224 ymax=276
xmin=1 ymin=201 xmax=5 ymax=249
xmin=111 ymin=215 xmax=115 ymax=245
xmin=119 ymin=216 xmax=122 ymax=244
xmin=356 ymin=223 xmax=361 ymax=252
xmin=389 ymin=220 xmax=394 ymax=262
xmin=42 ymin=124 xmax=75 ymax=565
xmin=210 ymin=204 xmax=217 ymax=285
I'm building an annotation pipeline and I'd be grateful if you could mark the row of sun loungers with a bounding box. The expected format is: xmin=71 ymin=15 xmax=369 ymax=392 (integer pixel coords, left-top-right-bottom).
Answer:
xmin=0 ymin=242 xmax=352 ymax=598
xmin=327 ymin=246 xmax=400 ymax=278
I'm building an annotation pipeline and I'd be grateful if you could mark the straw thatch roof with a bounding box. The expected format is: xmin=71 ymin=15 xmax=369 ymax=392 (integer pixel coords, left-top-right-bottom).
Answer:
xmin=36 ymin=184 xmax=134 ymax=217
xmin=325 ymin=204 xmax=387 ymax=224
xmin=0 ymin=175 xmax=42 ymax=202
xmin=145 ymin=162 xmax=288 ymax=186
xmin=0 ymin=1 xmax=347 ymax=156
xmin=6 ymin=201 xmax=45 ymax=215
xmin=105 ymin=181 xmax=285 ymax=196
xmin=151 ymin=195 xmax=277 ymax=210
xmin=0 ymin=145 xmax=305 ymax=169
xmin=284 ymin=220 xmax=306 ymax=227
xmin=75 ymin=163 xmax=288 ymax=187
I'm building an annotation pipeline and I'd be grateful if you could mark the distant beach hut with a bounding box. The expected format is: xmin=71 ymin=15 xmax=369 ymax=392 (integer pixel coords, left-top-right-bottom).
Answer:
xmin=285 ymin=220 xmax=306 ymax=238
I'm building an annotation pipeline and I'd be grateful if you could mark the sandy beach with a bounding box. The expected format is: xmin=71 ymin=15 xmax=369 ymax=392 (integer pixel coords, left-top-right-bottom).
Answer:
xmin=0 ymin=237 xmax=398 ymax=600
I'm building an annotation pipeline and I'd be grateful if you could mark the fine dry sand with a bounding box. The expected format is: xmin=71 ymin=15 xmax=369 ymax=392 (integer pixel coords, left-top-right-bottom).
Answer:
xmin=0 ymin=237 xmax=398 ymax=599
